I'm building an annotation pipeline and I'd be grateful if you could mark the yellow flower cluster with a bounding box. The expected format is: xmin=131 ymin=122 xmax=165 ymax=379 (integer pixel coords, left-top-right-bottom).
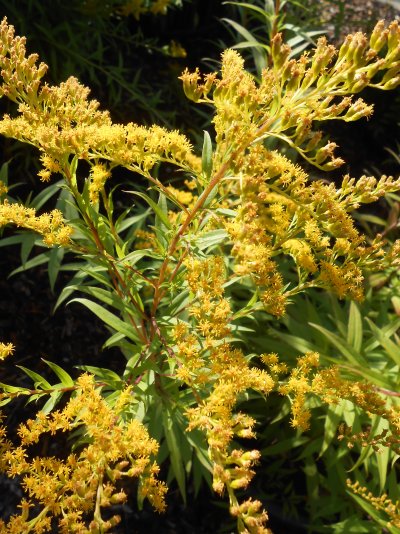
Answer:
xmin=0 ymin=17 xmax=200 ymax=191
xmin=230 ymin=499 xmax=272 ymax=534
xmin=182 ymin=20 xmax=400 ymax=170
xmin=88 ymin=162 xmax=111 ymax=204
xmin=174 ymin=256 xmax=231 ymax=380
xmin=175 ymin=256 xmax=274 ymax=531
xmin=0 ymin=374 xmax=166 ymax=533
xmin=135 ymin=228 xmax=160 ymax=250
xmin=166 ymin=184 xmax=195 ymax=208
xmin=37 ymin=154 xmax=61 ymax=183
xmin=185 ymin=346 xmax=274 ymax=532
xmin=179 ymin=22 xmax=400 ymax=313
xmin=279 ymin=352 xmax=320 ymax=431
xmin=0 ymin=342 xmax=14 ymax=361
xmin=347 ymin=480 xmax=400 ymax=529
xmin=312 ymin=367 xmax=400 ymax=429
xmin=279 ymin=355 xmax=400 ymax=438
xmin=0 ymin=200 xmax=72 ymax=246
xmin=185 ymin=256 xmax=231 ymax=342
xmin=222 ymin=146 xmax=400 ymax=308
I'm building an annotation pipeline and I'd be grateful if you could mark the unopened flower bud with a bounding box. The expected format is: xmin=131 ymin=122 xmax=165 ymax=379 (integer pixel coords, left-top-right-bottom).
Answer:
xmin=244 ymin=516 xmax=258 ymax=527
xmin=366 ymin=58 xmax=386 ymax=79
xmin=115 ymin=460 xmax=129 ymax=471
xmin=311 ymin=42 xmax=335 ymax=75
xmin=37 ymin=62 xmax=48 ymax=78
xmin=75 ymin=482 xmax=87 ymax=498
xmin=271 ymin=34 xmax=290 ymax=70
xmin=350 ymin=35 xmax=368 ymax=66
xmin=383 ymin=76 xmax=400 ymax=90
xmin=108 ymin=515 xmax=122 ymax=527
xmin=110 ymin=492 xmax=127 ymax=505
xmin=240 ymin=450 xmax=261 ymax=464
xmin=281 ymin=58 xmax=296 ymax=84
xmin=315 ymin=142 xmax=337 ymax=165
xmin=19 ymin=500 xmax=29 ymax=521
xmin=305 ymin=131 xmax=322 ymax=152
xmin=381 ymin=63 xmax=400 ymax=84
xmin=338 ymin=35 xmax=352 ymax=61
xmin=89 ymin=520 xmax=100 ymax=534
xmin=344 ymin=99 xmax=373 ymax=121
xmin=351 ymin=72 xmax=369 ymax=93
xmin=370 ymin=20 xmax=388 ymax=52
xmin=294 ymin=118 xmax=311 ymax=144
xmin=385 ymin=43 xmax=400 ymax=66
xmin=230 ymin=476 xmax=250 ymax=489
xmin=321 ymin=158 xmax=345 ymax=170
xmin=286 ymin=69 xmax=302 ymax=91
xmin=387 ymin=21 xmax=400 ymax=51
xmin=179 ymin=68 xmax=202 ymax=102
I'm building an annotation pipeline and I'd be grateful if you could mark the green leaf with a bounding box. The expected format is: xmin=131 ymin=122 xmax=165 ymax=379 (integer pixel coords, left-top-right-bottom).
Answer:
xmin=69 ymin=298 xmax=142 ymax=344
xmin=347 ymin=491 xmax=395 ymax=530
xmin=201 ymin=130 xmax=213 ymax=180
xmin=363 ymin=318 xmax=400 ymax=353
xmin=309 ymin=323 xmax=365 ymax=366
xmin=0 ymin=382 xmax=31 ymax=394
xmin=375 ymin=417 xmax=390 ymax=492
xmin=195 ymin=229 xmax=227 ymax=250
xmin=128 ymin=191 xmax=171 ymax=230
xmin=221 ymin=17 xmax=267 ymax=73
xmin=271 ymin=330 xmax=316 ymax=353
xmin=304 ymin=455 xmax=319 ymax=515
xmin=202 ymin=183 xmax=219 ymax=209
xmin=320 ymin=402 xmax=344 ymax=457
xmin=16 ymin=366 xmax=52 ymax=390
xmin=261 ymin=435 xmax=308 ymax=456
xmin=42 ymin=390 xmax=64 ymax=414
xmin=347 ymin=301 xmax=363 ymax=352
xmin=9 ymin=251 xmax=51 ymax=277
xmin=365 ymin=318 xmax=400 ymax=367
xmin=42 ymin=359 xmax=74 ymax=387
xmin=71 ymin=286 xmax=128 ymax=313
xmin=0 ymin=160 xmax=9 ymax=185
xmin=156 ymin=191 xmax=169 ymax=231
xmin=115 ymin=210 xmax=150 ymax=233
xmin=75 ymin=365 xmax=122 ymax=387
xmin=48 ymin=246 xmax=64 ymax=292
xmin=29 ymin=180 xmax=62 ymax=210
xmin=231 ymin=41 xmax=270 ymax=53
xmin=0 ymin=234 xmax=30 ymax=248
xmin=223 ymin=2 xmax=273 ymax=22
xmin=120 ymin=249 xmax=163 ymax=264
xmin=53 ymin=269 xmax=89 ymax=311
xmin=185 ymin=429 xmax=213 ymax=473
xmin=162 ymin=408 xmax=186 ymax=502
xmin=21 ymin=233 xmax=38 ymax=265
xmin=331 ymin=516 xmax=382 ymax=533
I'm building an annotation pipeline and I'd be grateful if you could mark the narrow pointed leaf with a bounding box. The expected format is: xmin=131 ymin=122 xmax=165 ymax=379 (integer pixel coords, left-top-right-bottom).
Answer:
xmin=69 ymin=298 xmax=141 ymax=343
xmin=201 ymin=131 xmax=213 ymax=180
xmin=42 ymin=359 xmax=74 ymax=387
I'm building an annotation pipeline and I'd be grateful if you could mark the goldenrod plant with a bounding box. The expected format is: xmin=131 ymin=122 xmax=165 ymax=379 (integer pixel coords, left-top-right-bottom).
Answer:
xmin=1 ymin=15 xmax=400 ymax=533
xmin=222 ymin=0 xmax=325 ymax=76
